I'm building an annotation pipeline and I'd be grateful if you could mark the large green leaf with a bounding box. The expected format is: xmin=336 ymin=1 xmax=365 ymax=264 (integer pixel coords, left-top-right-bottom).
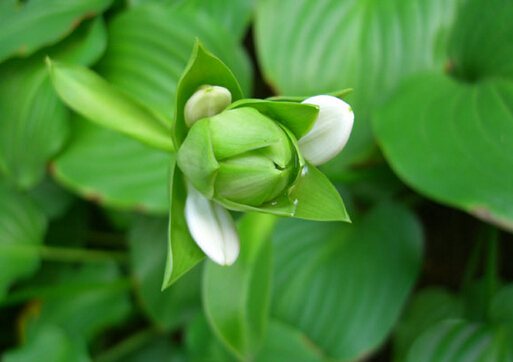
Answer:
xmin=24 ymin=263 xmax=132 ymax=342
xmin=374 ymin=0 xmax=513 ymax=230
xmin=271 ymin=202 xmax=423 ymax=360
xmin=3 ymin=324 xmax=90 ymax=362
xmin=255 ymin=0 xmax=460 ymax=168
xmin=52 ymin=116 xmax=171 ymax=214
xmin=405 ymin=320 xmax=513 ymax=362
xmin=0 ymin=0 xmax=112 ymax=63
xmin=393 ymin=288 xmax=465 ymax=362
xmin=203 ymin=213 xmax=276 ymax=360
xmin=129 ymin=215 xmax=201 ymax=330
xmin=0 ymin=18 xmax=107 ymax=188
xmin=374 ymin=75 xmax=513 ymax=231
xmin=0 ymin=182 xmax=47 ymax=300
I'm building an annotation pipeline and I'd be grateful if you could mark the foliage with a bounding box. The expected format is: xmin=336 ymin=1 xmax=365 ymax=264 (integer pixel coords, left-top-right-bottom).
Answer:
xmin=0 ymin=0 xmax=512 ymax=361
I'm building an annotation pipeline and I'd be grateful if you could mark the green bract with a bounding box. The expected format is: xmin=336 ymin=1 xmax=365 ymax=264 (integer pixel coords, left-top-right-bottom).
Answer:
xmin=172 ymin=40 xmax=350 ymax=221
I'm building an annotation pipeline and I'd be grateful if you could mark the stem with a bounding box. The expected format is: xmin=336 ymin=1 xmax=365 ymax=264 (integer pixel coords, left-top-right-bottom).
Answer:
xmin=461 ymin=232 xmax=485 ymax=292
xmin=0 ymin=244 xmax=129 ymax=264
xmin=485 ymin=228 xmax=500 ymax=304
xmin=0 ymin=278 xmax=133 ymax=307
xmin=93 ymin=327 xmax=161 ymax=362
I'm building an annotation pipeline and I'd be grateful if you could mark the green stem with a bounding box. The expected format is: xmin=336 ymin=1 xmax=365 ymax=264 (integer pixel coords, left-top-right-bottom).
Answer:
xmin=1 ymin=278 xmax=133 ymax=307
xmin=485 ymin=227 xmax=500 ymax=305
xmin=93 ymin=327 xmax=161 ymax=362
xmin=0 ymin=244 xmax=129 ymax=264
xmin=461 ymin=232 xmax=485 ymax=292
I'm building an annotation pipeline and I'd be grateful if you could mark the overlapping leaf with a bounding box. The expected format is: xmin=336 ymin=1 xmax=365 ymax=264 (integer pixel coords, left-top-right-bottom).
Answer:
xmin=374 ymin=0 xmax=513 ymax=230
xmin=0 ymin=18 xmax=107 ymax=188
xmin=255 ymin=0 xmax=460 ymax=168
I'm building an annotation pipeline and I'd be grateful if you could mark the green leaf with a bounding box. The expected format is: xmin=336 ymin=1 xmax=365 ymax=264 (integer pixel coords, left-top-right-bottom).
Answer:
xmin=405 ymin=320 xmax=513 ymax=362
xmin=227 ymin=99 xmax=319 ymax=139
xmin=25 ymin=263 xmax=132 ymax=342
xmin=267 ymin=88 xmax=353 ymax=103
xmin=0 ymin=181 xmax=47 ymax=300
xmin=271 ymin=202 xmax=423 ymax=361
xmin=173 ymin=39 xmax=244 ymax=147
xmin=290 ymin=162 xmax=350 ymax=221
xmin=47 ymin=58 xmax=175 ymax=153
xmin=374 ymin=0 xmax=513 ymax=231
xmin=0 ymin=0 xmax=113 ymax=63
xmin=255 ymin=0 xmax=460 ymax=168
xmin=203 ymin=213 xmax=276 ymax=360
xmin=3 ymin=324 xmax=90 ymax=362
xmin=162 ymin=161 xmax=205 ymax=288
xmin=0 ymin=18 xmax=107 ymax=188
xmin=129 ymin=215 xmax=201 ymax=330
xmin=393 ymin=288 xmax=465 ymax=362
xmin=52 ymin=116 xmax=171 ymax=214
xmin=374 ymin=74 xmax=513 ymax=231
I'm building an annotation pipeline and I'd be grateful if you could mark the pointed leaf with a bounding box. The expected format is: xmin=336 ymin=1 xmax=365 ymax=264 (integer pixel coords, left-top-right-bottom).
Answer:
xmin=173 ymin=39 xmax=244 ymax=147
xmin=47 ymin=59 xmax=175 ymax=152
xmin=203 ymin=213 xmax=276 ymax=360
xmin=267 ymin=88 xmax=353 ymax=103
xmin=162 ymin=161 xmax=204 ymax=289
xmin=185 ymin=186 xmax=239 ymax=266
xmin=0 ymin=0 xmax=113 ymax=63
xmin=228 ymin=99 xmax=319 ymax=139
xmin=290 ymin=162 xmax=349 ymax=221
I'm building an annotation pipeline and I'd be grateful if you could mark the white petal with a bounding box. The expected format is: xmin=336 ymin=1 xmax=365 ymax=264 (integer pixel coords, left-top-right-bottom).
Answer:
xmin=298 ymin=95 xmax=354 ymax=166
xmin=185 ymin=186 xmax=239 ymax=265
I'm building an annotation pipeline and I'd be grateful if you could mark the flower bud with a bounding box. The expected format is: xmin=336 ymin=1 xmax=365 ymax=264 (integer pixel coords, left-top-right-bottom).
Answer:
xmin=298 ymin=95 xmax=354 ymax=165
xmin=184 ymin=85 xmax=232 ymax=127
xmin=177 ymin=107 xmax=298 ymax=208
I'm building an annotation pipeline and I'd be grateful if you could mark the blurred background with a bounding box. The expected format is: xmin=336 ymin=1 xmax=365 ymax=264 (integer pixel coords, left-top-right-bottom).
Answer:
xmin=1 ymin=0 xmax=512 ymax=361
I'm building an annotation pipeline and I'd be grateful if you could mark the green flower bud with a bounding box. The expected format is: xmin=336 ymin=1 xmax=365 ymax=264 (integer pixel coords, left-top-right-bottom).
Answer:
xmin=184 ymin=85 xmax=232 ymax=127
xmin=177 ymin=106 xmax=299 ymax=208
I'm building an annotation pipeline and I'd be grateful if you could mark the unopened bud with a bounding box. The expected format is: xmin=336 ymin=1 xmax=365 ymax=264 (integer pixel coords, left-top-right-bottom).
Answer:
xmin=184 ymin=85 xmax=232 ymax=127
xmin=298 ymin=95 xmax=354 ymax=165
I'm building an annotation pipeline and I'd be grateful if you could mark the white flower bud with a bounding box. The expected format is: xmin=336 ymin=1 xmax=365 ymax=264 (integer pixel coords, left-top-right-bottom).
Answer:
xmin=184 ymin=85 xmax=232 ymax=127
xmin=298 ymin=95 xmax=354 ymax=166
xmin=185 ymin=185 xmax=239 ymax=266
